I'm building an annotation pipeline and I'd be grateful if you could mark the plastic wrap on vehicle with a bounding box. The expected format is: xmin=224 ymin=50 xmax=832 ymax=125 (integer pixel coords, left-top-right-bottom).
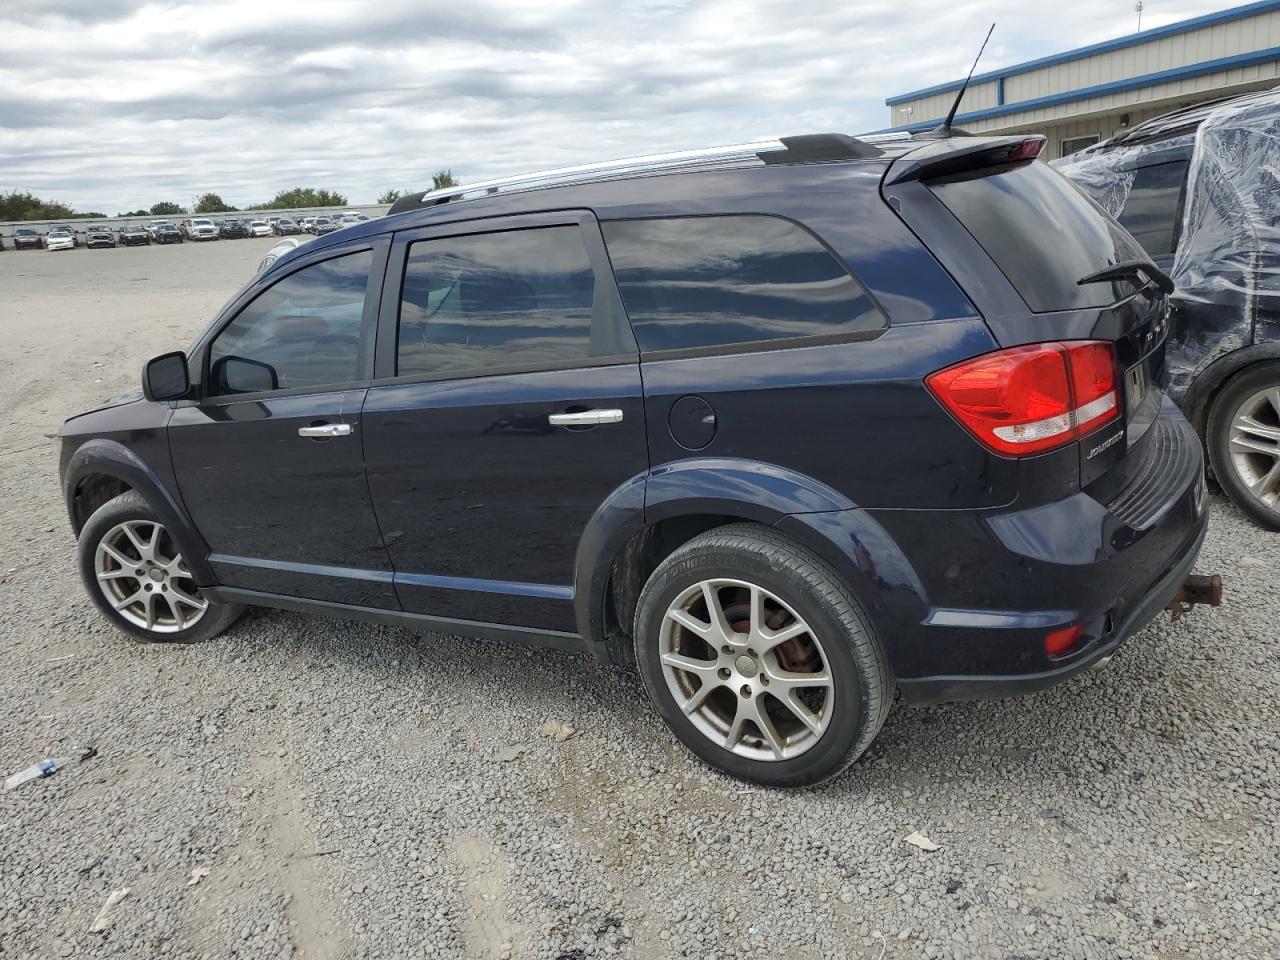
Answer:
xmin=1053 ymin=150 xmax=1139 ymax=218
xmin=1054 ymin=89 xmax=1280 ymax=402
xmin=1169 ymin=90 xmax=1280 ymax=310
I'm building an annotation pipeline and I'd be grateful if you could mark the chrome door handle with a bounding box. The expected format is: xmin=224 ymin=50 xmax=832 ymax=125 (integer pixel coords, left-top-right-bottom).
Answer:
xmin=298 ymin=423 xmax=352 ymax=438
xmin=548 ymin=409 xmax=624 ymax=427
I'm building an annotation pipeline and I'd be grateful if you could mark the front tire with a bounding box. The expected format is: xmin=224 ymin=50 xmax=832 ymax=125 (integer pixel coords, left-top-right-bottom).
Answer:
xmin=633 ymin=524 xmax=892 ymax=787
xmin=78 ymin=491 xmax=243 ymax=643
xmin=1207 ymin=361 xmax=1280 ymax=530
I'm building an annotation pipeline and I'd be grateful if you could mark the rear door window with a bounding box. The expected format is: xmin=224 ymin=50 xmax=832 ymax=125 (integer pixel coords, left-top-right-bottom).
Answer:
xmin=1115 ymin=160 xmax=1189 ymax=259
xmin=396 ymin=225 xmax=609 ymax=379
xmin=601 ymin=215 xmax=885 ymax=353
xmin=927 ymin=162 xmax=1148 ymax=312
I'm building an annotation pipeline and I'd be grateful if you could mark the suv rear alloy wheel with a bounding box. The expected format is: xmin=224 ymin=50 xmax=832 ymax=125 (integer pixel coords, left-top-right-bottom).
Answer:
xmin=78 ymin=491 xmax=244 ymax=643
xmin=633 ymin=525 xmax=892 ymax=787
xmin=1208 ymin=362 xmax=1280 ymax=530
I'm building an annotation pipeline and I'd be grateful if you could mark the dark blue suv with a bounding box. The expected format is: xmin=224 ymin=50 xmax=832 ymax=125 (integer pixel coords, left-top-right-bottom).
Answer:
xmin=60 ymin=133 xmax=1209 ymax=786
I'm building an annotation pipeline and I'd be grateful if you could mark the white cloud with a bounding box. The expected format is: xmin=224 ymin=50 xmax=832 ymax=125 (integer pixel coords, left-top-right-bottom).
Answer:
xmin=0 ymin=0 xmax=1235 ymax=212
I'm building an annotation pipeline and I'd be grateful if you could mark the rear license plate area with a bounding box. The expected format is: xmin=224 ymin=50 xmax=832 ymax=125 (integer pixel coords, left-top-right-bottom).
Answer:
xmin=1125 ymin=363 xmax=1149 ymax=419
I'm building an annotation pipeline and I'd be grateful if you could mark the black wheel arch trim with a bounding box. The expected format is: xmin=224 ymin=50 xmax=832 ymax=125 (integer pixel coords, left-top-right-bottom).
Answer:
xmin=62 ymin=438 xmax=214 ymax=584
xmin=1181 ymin=341 xmax=1280 ymax=435
xmin=571 ymin=459 xmax=928 ymax=666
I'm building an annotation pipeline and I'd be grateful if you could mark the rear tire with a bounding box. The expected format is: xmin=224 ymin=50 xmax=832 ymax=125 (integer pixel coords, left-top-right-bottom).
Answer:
xmin=632 ymin=524 xmax=892 ymax=787
xmin=1207 ymin=361 xmax=1280 ymax=530
xmin=78 ymin=491 xmax=243 ymax=643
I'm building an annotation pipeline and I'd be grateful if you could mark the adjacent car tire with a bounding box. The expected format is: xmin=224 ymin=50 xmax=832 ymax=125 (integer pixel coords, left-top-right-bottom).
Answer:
xmin=78 ymin=491 xmax=244 ymax=643
xmin=633 ymin=524 xmax=893 ymax=788
xmin=1207 ymin=361 xmax=1280 ymax=530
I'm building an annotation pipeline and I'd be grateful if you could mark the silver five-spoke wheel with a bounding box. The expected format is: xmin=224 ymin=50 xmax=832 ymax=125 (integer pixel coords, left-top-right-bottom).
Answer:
xmin=94 ymin=520 xmax=208 ymax=633
xmin=659 ymin=578 xmax=832 ymax=762
xmin=1228 ymin=385 xmax=1280 ymax=510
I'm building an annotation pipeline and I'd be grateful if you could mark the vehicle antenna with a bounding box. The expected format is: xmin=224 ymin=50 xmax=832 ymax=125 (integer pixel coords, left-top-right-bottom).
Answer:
xmin=934 ymin=23 xmax=996 ymax=138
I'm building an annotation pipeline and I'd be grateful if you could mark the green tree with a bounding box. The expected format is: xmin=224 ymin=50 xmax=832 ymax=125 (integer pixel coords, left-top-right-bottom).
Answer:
xmin=149 ymin=201 xmax=186 ymax=215
xmin=118 ymin=209 xmax=149 ymax=217
xmin=0 ymin=190 xmax=77 ymax=220
xmin=377 ymin=189 xmax=403 ymax=204
xmin=431 ymin=170 xmax=459 ymax=190
xmin=262 ymin=187 xmax=348 ymax=210
xmin=193 ymin=193 xmax=236 ymax=214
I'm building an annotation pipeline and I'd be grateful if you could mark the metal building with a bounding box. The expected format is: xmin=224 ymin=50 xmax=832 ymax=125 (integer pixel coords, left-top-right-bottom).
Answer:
xmin=879 ymin=0 xmax=1280 ymax=159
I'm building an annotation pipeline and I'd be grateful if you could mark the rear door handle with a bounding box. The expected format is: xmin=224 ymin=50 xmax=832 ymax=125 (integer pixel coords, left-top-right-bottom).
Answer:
xmin=298 ymin=423 xmax=352 ymax=438
xmin=548 ymin=409 xmax=624 ymax=427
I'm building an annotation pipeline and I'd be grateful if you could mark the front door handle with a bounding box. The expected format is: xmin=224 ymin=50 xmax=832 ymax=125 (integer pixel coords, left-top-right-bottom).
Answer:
xmin=298 ymin=423 xmax=352 ymax=438
xmin=548 ymin=409 xmax=624 ymax=427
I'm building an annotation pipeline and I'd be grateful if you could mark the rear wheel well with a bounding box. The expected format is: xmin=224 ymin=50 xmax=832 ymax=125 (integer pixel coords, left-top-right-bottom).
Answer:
xmin=602 ymin=514 xmax=762 ymax=664
xmin=1198 ymin=358 xmax=1280 ymax=477
xmin=71 ymin=474 xmax=133 ymax=535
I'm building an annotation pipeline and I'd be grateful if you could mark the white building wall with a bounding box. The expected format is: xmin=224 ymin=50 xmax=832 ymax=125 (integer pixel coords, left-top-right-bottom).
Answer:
xmin=885 ymin=6 xmax=1280 ymax=131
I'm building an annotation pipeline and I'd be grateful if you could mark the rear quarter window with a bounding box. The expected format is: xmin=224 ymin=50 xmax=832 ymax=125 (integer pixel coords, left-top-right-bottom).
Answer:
xmin=601 ymin=215 xmax=885 ymax=353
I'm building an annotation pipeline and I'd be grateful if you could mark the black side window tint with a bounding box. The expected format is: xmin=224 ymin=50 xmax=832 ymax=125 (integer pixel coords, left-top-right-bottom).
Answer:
xmin=397 ymin=226 xmax=596 ymax=378
xmin=208 ymin=250 xmax=372 ymax=396
xmin=1117 ymin=160 xmax=1189 ymax=259
xmin=601 ymin=215 xmax=884 ymax=353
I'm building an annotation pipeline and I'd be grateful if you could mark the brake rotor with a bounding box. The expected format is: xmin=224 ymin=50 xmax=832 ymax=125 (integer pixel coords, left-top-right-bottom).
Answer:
xmin=722 ymin=589 xmax=819 ymax=672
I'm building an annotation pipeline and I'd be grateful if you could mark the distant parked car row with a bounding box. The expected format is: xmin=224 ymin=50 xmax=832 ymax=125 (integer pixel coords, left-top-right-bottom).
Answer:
xmin=4 ymin=211 xmax=375 ymax=250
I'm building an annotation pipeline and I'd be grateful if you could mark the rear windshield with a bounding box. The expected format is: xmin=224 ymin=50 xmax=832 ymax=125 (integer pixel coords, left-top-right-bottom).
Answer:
xmin=927 ymin=162 xmax=1147 ymax=312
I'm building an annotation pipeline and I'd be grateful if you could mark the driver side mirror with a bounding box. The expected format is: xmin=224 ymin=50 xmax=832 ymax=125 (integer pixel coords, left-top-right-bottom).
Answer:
xmin=142 ymin=351 xmax=190 ymax=402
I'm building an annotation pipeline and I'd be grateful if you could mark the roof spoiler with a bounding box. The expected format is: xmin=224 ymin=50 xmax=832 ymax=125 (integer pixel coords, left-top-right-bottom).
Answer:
xmin=884 ymin=135 xmax=1045 ymax=185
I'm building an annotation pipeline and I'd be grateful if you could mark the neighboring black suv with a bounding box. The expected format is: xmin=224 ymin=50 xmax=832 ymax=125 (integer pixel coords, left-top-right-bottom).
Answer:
xmin=155 ymin=223 xmax=183 ymax=244
xmin=60 ymin=133 xmax=1210 ymax=786
xmin=1055 ymin=87 xmax=1280 ymax=528
xmin=119 ymin=225 xmax=151 ymax=246
xmin=220 ymin=218 xmax=248 ymax=239
xmin=12 ymin=228 xmax=42 ymax=250
xmin=272 ymin=218 xmax=302 ymax=236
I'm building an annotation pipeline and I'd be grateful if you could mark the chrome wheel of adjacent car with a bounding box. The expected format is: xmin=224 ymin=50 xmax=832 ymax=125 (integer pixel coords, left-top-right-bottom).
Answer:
xmin=1228 ymin=385 xmax=1280 ymax=510
xmin=659 ymin=577 xmax=833 ymax=762
xmin=93 ymin=519 xmax=208 ymax=633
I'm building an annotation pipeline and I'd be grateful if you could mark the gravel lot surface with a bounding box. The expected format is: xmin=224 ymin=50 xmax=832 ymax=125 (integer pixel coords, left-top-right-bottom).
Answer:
xmin=1 ymin=240 xmax=1277 ymax=960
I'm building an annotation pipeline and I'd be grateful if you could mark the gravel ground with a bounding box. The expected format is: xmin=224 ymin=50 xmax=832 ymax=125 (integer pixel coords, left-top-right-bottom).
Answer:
xmin=1 ymin=240 xmax=1277 ymax=960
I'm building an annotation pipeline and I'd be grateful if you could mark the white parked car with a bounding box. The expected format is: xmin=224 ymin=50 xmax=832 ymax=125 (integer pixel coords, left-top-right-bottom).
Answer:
xmin=247 ymin=220 xmax=273 ymax=237
xmin=46 ymin=229 xmax=75 ymax=251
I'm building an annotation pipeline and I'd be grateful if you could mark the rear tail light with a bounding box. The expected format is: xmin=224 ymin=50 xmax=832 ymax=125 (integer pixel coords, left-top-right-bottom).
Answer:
xmin=926 ymin=341 xmax=1119 ymax=457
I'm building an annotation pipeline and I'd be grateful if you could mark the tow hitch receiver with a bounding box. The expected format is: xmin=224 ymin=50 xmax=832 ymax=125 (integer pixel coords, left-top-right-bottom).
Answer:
xmin=1167 ymin=574 xmax=1223 ymax=621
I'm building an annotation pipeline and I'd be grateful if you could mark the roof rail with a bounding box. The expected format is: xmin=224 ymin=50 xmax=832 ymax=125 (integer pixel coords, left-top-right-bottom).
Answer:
xmin=387 ymin=133 xmax=884 ymax=215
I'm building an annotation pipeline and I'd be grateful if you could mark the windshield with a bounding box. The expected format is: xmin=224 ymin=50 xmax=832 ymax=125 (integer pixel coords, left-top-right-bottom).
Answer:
xmin=193 ymin=219 xmax=212 ymax=226
xmin=928 ymin=162 xmax=1148 ymax=312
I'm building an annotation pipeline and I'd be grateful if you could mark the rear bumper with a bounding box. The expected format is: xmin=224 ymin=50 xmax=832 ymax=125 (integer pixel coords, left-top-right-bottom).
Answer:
xmin=861 ymin=400 xmax=1210 ymax=703
xmin=896 ymin=512 xmax=1206 ymax=704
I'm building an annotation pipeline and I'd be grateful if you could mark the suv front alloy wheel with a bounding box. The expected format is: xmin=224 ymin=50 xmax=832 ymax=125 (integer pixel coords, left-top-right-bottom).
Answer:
xmin=78 ymin=491 xmax=243 ymax=643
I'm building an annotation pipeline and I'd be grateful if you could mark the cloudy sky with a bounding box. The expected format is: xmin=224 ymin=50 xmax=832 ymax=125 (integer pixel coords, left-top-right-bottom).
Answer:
xmin=0 ymin=0 xmax=1237 ymax=213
